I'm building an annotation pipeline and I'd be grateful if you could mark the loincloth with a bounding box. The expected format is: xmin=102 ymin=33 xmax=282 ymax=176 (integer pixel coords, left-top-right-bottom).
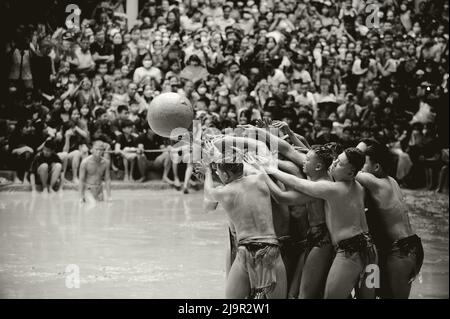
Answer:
xmin=379 ymin=234 xmax=424 ymax=283
xmin=335 ymin=232 xmax=378 ymax=288
xmin=238 ymin=236 xmax=280 ymax=299
xmin=307 ymin=223 xmax=332 ymax=249
xmin=86 ymin=183 xmax=104 ymax=201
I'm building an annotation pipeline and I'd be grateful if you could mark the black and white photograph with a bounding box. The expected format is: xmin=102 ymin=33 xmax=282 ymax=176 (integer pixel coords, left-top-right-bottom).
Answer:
xmin=0 ymin=0 xmax=448 ymax=302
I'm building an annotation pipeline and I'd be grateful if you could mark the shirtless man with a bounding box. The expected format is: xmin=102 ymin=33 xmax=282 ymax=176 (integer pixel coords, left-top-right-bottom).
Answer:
xmin=203 ymin=141 xmax=287 ymax=299
xmin=255 ymin=145 xmax=335 ymax=298
xmin=262 ymin=147 xmax=377 ymax=299
xmin=356 ymin=144 xmax=423 ymax=299
xmin=237 ymin=123 xmax=310 ymax=295
xmin=79 ymin=141 xmax=111 ymax=202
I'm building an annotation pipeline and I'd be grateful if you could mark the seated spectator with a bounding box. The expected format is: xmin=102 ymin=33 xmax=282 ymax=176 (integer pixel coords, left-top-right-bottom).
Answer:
xmin=115 ymin=119 xmax=138 ymax=182
xmin=9 ymin=120 xmax=38 ymax=183
xmin=29 ymin=140 xmax=62 ymax=194
xmin=61 ymin=108 xmax=90 ymax=184
xmin=136 ymin=127 xmax=171 ymax=184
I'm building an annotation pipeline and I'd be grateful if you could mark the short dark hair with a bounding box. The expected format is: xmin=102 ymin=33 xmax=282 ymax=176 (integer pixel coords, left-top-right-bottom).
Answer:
xmin=365 ymin=144 xmax=393 ymax=175
xmin=245 ymin=96 xmax=256 ymax=104
xmin=197 ymin=97 xmax=210 ymax=107
xmin=311 ymin=145 xmax=334 ymax=169
xmin=94 ymin=107 xmax=106 ymax=118
xmin=43 ymin=140 xmax=56 ymax=151
xmin=216 ymin=162 xmax=244 ymax=178
xmin=121 ymin=119 xmax=134 ymax=129
xmin=321 ymin=119 xmax=333 ymax=129
xmin=344 ymin=147 xmax=365 ymax=174
xmin=324 ymin=142 xmax=343 ymax=159
xmin=117 ymin=105 xmax=128 ymax=114
xmin=359 ymin=138 xmax=380 ymax=149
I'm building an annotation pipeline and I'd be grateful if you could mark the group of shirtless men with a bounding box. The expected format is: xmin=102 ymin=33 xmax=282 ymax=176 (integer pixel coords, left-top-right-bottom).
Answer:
xmin=200 ymin=123 xmax=423 ymax=299
xmin=78 ymin=121 xmax=423 ymax=299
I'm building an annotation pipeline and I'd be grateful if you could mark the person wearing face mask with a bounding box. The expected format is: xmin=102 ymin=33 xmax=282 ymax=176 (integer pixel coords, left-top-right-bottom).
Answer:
xmin=180 ymin=54 xmax=209 ymax=84
xmin=133 ymin=53 xmax=162 ymax=87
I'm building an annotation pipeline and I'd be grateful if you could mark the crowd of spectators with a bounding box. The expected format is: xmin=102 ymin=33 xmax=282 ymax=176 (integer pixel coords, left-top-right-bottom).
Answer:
xmin=0 ymin=0 xmax=448 ymax=193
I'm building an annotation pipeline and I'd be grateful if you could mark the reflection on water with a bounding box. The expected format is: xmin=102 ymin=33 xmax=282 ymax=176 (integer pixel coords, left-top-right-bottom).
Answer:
xmin=0 ymin=190 xmax=448 ymax=299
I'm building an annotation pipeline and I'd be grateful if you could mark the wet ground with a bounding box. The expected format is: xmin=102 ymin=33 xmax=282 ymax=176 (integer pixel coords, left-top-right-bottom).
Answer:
xmin=0 ymin=189 xmax=448 ymax=299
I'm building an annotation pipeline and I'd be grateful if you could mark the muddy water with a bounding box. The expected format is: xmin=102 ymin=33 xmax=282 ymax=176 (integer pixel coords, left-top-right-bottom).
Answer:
xmin=0 ymin=190 xmax=447 ymax=299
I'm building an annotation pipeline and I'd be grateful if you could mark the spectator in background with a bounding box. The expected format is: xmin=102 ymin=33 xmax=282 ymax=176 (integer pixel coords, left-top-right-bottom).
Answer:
xmin=0 ymin=0 xmax=447 ymax=193
xmin=115 ymin=119 xmax=138 ymax=182
xmin=29 ymin=140 xmax=62 ymax=194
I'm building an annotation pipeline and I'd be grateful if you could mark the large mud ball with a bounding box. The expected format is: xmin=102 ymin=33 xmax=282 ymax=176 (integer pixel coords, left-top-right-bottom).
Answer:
xmin=147 ymin=92 xmax=194 ymax=137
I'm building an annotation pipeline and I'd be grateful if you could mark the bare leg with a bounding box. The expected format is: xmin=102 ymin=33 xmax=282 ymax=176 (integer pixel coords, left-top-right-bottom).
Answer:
xmin=225 ymin=254 xmax=251 ymax=299
xmin=182 ymin=163 xmax=193 ymax=194
xmin=37 ymin=163 xmax=49 ymax=192
xmin=50 ymin=163 xmax=62 ymax=192
xmin=71 ymin=150 xmax=81 ymax=183
xmin=299 ymin=245 xmax=334 ymax=299
xmin=381 ymin=253 xmax=416 ymax=299
xmin=123 ymin=156 xmax=129 ymax=181
xmin=172 ymin=161 xmax=181 ymax=189
xmin=324 ymin=252 xmax=364 ymax=299
xmin=137 ymin=155 xmax=147 ymax=182
xmin=266 ymin=255 xmax=288 ymax=299
xmin=288 ymin=249 xmax=307 ymax=298
xmin=58 ymin=152 xmax=69 ymax=182
xmin=162 ymin=154 xmax=174 ymax=184
xmin=130 ymin=158 xmax=136 ymax=182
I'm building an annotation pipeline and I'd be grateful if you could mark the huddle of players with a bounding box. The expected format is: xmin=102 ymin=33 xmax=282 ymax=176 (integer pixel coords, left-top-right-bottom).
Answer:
xmin=202 ymin=125 xmax=423 ymax=299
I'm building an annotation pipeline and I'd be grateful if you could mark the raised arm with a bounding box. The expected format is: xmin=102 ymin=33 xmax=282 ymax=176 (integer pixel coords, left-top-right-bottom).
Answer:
xmin=204 ymin=166 xmax=225 ymax=202
xmin=269 ymin=168 xmax=337 ymax=200
xmin=262 ymin=170 xmax=314 ymax=205
xmin=278 ymin=159 xmax=304 ymax=178
xmin=355 ymin=171 xmax=381 ymax=192
xmin=238 ymin=125 xmax=306 ymax=167
xmin=271 ymin=120 xmax=309 ymax=149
